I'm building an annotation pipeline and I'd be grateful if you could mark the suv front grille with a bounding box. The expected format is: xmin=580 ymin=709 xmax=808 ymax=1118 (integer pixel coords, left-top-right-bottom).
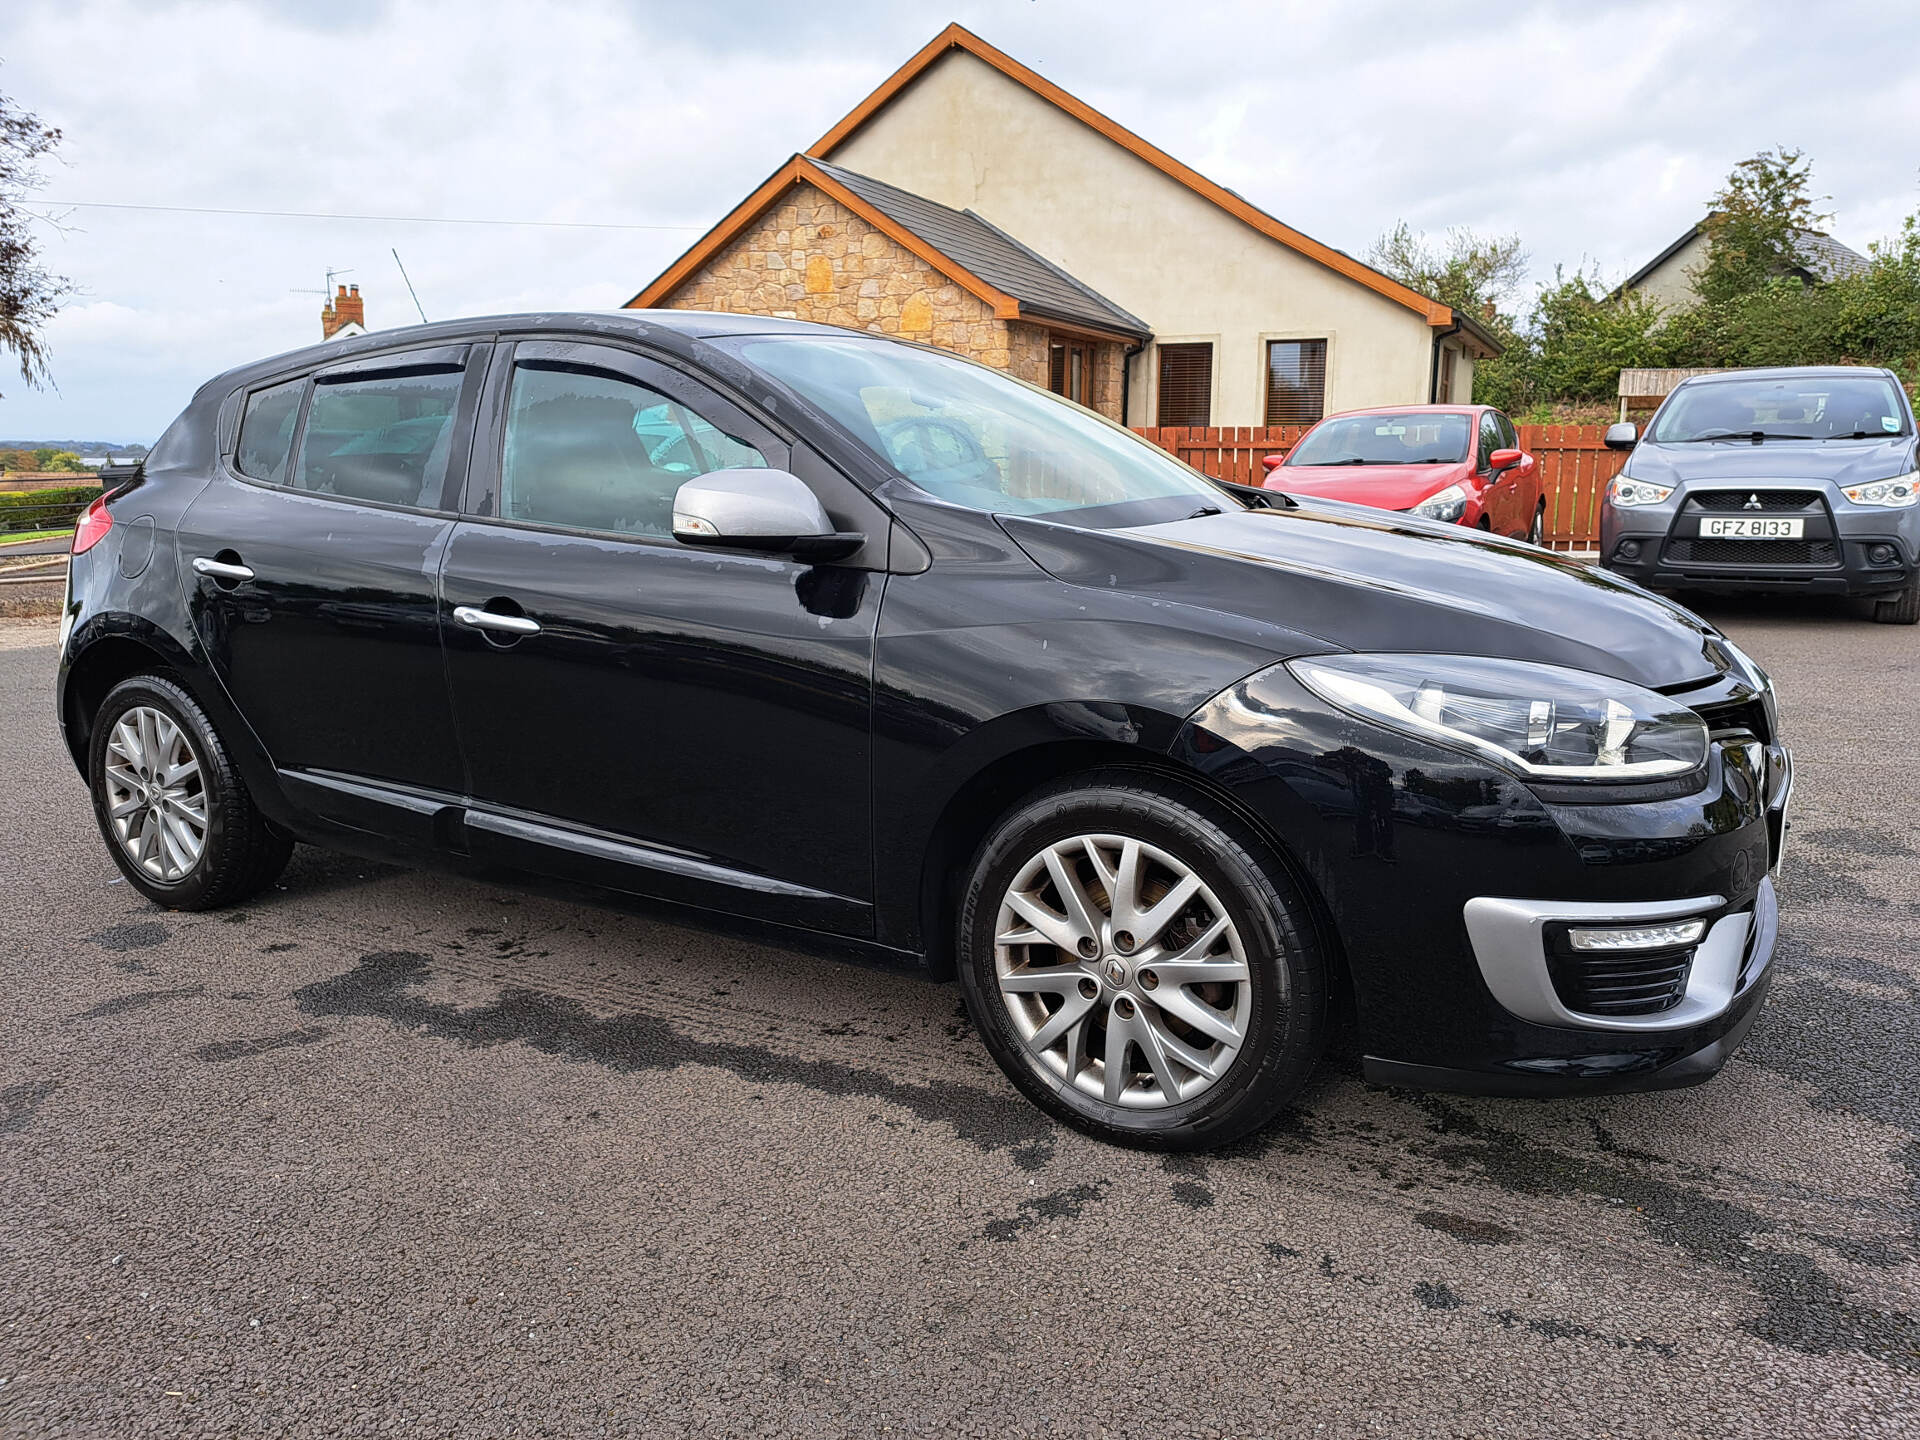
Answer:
xmin=1544 ymin=930 xmax=1696 ymax=1017
xmin=1664 ymin=538 xmax=1837 ymax=566
xmin=1689 ymin=489 xmax=1823 ymax=512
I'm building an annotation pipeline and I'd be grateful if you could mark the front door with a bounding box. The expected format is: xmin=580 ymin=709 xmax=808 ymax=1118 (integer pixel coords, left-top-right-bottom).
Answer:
xmin=1049 ymin=337 xmax=1094 ymax=408
xmin=438 ymin=340 xmax=880 ymax=932
xmin=176 ymin=343 xmax=485 ymax=810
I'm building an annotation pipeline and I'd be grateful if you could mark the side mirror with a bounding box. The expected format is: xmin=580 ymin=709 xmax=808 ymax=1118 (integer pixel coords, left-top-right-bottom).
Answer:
xmin=1488 ymin=447 xmax=1523 ymax=475
xmin=1604 ymin=422 xmax=1639 ymax=451
xmin=671 ymin=468 xmax=864 ymax=563
xmin=1261 ymin=454 xmax=1285 ymax=473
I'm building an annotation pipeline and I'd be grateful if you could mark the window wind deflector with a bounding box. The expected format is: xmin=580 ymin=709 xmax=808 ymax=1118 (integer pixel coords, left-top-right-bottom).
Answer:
xmin=314 ymin=344 xmax=470 ymax=382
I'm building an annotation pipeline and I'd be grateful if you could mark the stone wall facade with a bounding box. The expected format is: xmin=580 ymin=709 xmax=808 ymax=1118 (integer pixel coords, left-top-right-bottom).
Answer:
xmin=659 ymin=183 xmax=1128 ymax=421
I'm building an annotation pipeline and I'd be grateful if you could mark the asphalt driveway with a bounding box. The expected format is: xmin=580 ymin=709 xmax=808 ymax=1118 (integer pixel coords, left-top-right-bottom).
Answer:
xmin=1 ymin=597 xmax=1916 ymax=1438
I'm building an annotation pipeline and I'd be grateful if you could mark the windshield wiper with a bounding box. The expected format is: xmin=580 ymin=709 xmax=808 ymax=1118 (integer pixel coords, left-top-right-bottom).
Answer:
xmin=1303 ymin=457 xmax=1372 ymax=465
xmin=1826 ymin=430 xmax=1905 ymax=440
xmin=1676 ymin=430 xmax=1815 ymax=443
xmin=1186 ymin=505 xmax=1222 ymax=519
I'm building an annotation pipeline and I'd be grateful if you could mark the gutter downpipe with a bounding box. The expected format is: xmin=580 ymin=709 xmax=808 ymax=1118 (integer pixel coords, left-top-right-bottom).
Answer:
xmin=1428 ymin=314 xmax=1462 ymax=403
xmin=1121 ymin=336 xmax=1150 ymax=427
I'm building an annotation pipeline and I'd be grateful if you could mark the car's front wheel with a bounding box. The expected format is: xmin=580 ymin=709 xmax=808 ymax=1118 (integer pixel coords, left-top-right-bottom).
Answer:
xmin=1873 ymin=577 xmax=1919 ymax=625
xmin=1527 ymin=500 xmax=1546 ymax=546
xmin=88 ymin=675 xmax=293 ymax=910
xmin=957 ymin=770 xmax=1326 ymax=1150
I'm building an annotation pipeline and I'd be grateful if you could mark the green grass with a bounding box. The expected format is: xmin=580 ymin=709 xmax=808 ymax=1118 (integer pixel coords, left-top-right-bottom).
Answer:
xmin=0 ymin=528 xmax=74 ymax=546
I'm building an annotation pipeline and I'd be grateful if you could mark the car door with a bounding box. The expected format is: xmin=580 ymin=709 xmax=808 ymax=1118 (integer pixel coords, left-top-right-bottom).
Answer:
xmin=1495 ymin=410 xmax=1540 ymax=539
xmin=1474 ymin=409 xmax=1509 ymax=532
xmin=439 ymin=339 xmax=881 ymax=933
xmin=176 ymin=342 xmax=487 ymax=835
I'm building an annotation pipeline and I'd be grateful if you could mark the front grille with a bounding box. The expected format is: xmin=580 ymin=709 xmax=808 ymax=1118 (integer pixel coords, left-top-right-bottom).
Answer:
xmin=1689 ymin=489 xmax=1822 ymax=512
xmin=1693 ymin=696 xmax=1771 ymax=744
xmin=1545 ymin=932 xmax=1696 ymax=1017
xmin=1664 ymin=538 xmax=1837 ymax=566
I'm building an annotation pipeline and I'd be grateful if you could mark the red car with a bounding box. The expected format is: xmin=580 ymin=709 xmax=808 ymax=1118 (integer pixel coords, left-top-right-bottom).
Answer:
xmin=1260 ymin=404 xmax=1546 ymax=544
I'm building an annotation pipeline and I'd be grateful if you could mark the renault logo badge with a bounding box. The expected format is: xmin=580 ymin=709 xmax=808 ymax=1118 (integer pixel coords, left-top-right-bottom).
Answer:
xmin=1744 ymin=493 xmax=1763 ymax=510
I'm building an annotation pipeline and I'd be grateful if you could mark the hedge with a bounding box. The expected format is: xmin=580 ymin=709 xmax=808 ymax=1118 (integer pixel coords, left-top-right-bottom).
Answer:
xmin=0 ymin=484 xmax=102 ymax=534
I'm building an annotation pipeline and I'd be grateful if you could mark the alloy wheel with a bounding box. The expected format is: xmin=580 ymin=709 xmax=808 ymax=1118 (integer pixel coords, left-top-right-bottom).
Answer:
xmin=102 ymin=705 xmax=208 ymax=883
xmin=994 ymin=833 xmax=1251 ymax=1108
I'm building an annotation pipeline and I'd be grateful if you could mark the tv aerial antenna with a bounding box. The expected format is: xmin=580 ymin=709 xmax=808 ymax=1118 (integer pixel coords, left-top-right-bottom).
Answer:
xmin=290 ymin=265 xmax=355 ymax=299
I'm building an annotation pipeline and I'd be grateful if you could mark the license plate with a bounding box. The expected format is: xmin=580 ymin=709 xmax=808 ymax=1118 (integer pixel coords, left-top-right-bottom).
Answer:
xmin=1702 ymin=517 xmax=1803 ymax=539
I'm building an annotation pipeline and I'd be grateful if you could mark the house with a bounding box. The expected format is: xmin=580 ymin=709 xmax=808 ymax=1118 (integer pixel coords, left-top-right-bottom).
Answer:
xmin=1619 ymin=216 xmax=1870 ymax=314
xmin=322 ymin=283 xmax=367 ymax=341
xmin=628 ymin=24 xmax=1499 ymax=427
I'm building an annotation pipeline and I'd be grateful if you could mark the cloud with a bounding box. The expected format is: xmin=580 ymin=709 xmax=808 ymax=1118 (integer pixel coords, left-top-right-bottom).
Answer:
xmin=1 ymin=0 xmax=1916 ymax=439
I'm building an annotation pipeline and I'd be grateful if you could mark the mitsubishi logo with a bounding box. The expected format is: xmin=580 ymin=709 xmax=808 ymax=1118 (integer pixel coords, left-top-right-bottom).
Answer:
xmin=1744 ymin=494 xmax=1764 ymax=510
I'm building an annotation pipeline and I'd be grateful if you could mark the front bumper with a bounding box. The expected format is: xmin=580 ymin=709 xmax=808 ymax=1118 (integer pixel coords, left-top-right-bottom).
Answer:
xmin=1600 ymin=484 xmax=1916 ymax=597
xmin=1362 ymin=877 xmax=1777 ymax=1096
xmin=1178 ymin=663 xmax=1791 ymax=1098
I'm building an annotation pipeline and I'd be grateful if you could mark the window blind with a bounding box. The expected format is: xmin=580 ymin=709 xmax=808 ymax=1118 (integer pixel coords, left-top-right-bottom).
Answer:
xmin=1156 ymin=343 xmax=1213 ymax=426
xmin=1264 ymin=340 xmax=1328 ymax=425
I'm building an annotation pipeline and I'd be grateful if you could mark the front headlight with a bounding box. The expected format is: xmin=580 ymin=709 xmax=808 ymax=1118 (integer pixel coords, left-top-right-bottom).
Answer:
xmin=1288 ymin=653 xmax=1708 ymax=782
xmin=1842 ymin=472 xmax=1917 ymax=508
xmin=1409 ymin=483 xmax=1468 ymax=523
xmin=1608 ymin=475 xmax=1674 ymax=508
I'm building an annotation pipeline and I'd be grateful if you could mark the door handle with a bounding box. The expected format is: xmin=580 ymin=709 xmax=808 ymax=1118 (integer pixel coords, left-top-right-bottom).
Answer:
xmin=452 ymin=605 xmax=541 ymax=637
xmin=192 ymin=556 xmax=255 ymax=582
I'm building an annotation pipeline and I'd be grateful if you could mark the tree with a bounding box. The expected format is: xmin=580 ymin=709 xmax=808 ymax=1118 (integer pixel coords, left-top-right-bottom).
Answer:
xmin=1367 ymin=221 xmax=1530 ymax=321
xmin=1693 ymin=148 xmax=1831 ymax=306
xmin=0 ymin=79 xmax=69 ymax=396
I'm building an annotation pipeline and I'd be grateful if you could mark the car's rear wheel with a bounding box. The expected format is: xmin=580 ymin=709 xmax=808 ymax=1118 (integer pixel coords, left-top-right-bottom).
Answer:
xmin=957 ymin=770 xmax=1326 ymax=1150
xmin=88 ymin=675 xmax=293 ymax=910
xmin=1873 ymin=578 xmax=1919 ymax=625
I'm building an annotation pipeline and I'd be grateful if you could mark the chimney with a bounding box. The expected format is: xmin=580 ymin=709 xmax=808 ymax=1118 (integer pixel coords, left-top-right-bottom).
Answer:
xmin=321 ymin=282 xmax=367 ymax=340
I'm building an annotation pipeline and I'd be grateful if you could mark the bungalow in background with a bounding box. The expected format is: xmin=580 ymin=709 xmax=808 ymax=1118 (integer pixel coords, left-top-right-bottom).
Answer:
xmin=628 ymin=24 xmax=1500 ymax=427
xmin=1617 ymin=216 xmax=1869 ymax=314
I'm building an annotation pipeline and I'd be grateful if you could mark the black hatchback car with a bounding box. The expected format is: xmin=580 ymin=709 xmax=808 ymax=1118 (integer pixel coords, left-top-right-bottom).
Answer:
xmin=59 ymin=312 xmax=1791 ymax=1149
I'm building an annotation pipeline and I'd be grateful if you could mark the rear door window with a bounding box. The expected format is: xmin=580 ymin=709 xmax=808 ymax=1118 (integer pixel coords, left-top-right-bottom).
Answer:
xmin=294 ymin=367 xmax=467 ymax=508
xmin=235 ymin=379 xmax=306 ymax=484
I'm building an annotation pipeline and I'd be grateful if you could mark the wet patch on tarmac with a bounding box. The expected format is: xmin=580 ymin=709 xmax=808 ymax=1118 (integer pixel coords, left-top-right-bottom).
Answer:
xmin=85 ymin=921 xmax=169 ymax=952
xmin=295 ymin=949 xmax=1057 ymax=1159
xmin=1414 ymin=1210 xmax=1518 ymax=1246
xmin=0 ymin=1078 xmax=60 ymax=1135
xmin=1403 ymin=1094 xmax=1920 ymax=1369
xmin=980 ymin=1181 xmax=1110 ymax=1242
xmin=194 ymin=1026 xmax=331 ymax=1063
xmin=72 ymin=985 xmax=202 ymax=1020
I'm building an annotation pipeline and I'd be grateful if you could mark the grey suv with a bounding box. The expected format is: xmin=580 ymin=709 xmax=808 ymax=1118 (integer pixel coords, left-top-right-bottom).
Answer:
xmin=1599 ymin=366 xmax=1918 ymax=623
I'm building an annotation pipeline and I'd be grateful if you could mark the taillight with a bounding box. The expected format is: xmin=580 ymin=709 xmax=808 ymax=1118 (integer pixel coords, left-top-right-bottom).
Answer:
xmin=72 ymin=496 xmax=113 ymax=555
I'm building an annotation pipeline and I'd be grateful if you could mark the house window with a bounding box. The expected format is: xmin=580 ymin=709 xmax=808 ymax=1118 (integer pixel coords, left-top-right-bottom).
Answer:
xmin=1264 ymin=339 xmax=1327 ymax=425
xmin=1435 ymin=347 xmax=1456 ymax=404
xmin=1155 ymin=342 xmax=1213 ymax=426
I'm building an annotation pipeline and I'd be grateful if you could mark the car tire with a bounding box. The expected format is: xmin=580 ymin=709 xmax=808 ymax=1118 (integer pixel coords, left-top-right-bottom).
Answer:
xmin=1873 ymin=579 xmax=1919 ymax=625
xmin=88 ymin=674 xmax=293 ymax=910
xmin=956 ymin=768 xmax=1327 ymax=1151
xmin=1527 ymin=501 xmax=1546 ymax=546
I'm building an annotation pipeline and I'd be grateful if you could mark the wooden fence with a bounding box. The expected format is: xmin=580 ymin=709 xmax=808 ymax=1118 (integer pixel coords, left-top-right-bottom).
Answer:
xmin=1133 ymin=424 xmax=1627 ymax=552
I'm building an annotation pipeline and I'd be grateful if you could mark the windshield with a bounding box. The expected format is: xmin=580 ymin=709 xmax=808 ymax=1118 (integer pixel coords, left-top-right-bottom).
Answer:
xmin=724 ymin=335 xmax=1231 ymax=520
xmin=1285 ymin=412 xmax=1472 ymax=466
xmin=1650 ymin=375 xmax=1910 ymax=442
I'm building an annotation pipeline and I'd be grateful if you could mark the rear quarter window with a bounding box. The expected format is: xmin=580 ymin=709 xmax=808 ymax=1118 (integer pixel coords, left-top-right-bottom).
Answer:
xmin=235 ymin=379 xmax=306 ymax=483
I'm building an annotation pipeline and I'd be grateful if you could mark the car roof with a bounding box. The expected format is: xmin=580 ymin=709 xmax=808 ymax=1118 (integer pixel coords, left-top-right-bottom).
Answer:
xmin=1309 ymin=404 xmax=1485 ymax=421
xmin=195 ymin=309 xmax=856 ymax=399
xmin=1678 ymin=365 xmax=1897 ymax=386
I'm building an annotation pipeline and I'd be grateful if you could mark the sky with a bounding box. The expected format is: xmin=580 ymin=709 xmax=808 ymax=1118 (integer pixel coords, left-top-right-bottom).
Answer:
xmin=2 ymin=0 xmax=1917 ymax=445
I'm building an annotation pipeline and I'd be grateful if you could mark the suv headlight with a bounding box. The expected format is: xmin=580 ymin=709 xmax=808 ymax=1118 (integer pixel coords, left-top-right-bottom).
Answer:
xmin=1288 ymin=653 xmax=1708 ymax=781
xmin=1608 ymin=475 xmax=1674 ymax=508
xmin=1409 ymin=484 xmax=1467 ymax=523
xmin=1842 ymin=472 xmax=1917 ymax=508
